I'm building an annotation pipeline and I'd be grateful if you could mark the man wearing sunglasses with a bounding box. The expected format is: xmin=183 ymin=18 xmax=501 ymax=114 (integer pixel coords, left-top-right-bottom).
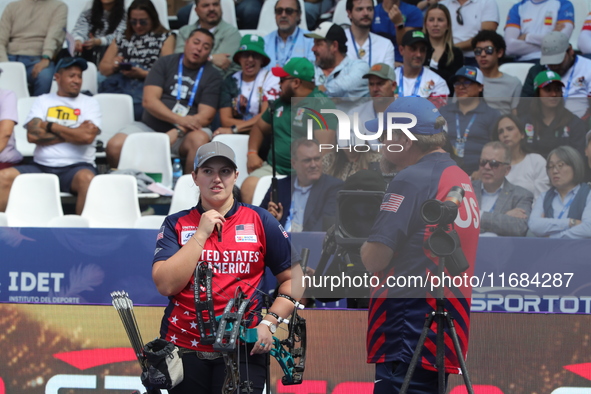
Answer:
xmin=0 ymin=0 xmax=67 ymax=96
xmin=439 ymin=0 xmax=499 ymax=67
xmin=175 ymin=0 xmax=241 ymax=76
xmin=471 ymin=30 xmax=522 ymax=115
xmin=439 ymin=66 xmax=501 ymax=175
xmin=263 ymin=0 xmax=315 ymax=68
xmin=472 ymin=142 xmax=533 ymax=237
xmin=505 ymin=0 xmax=574 ymax=63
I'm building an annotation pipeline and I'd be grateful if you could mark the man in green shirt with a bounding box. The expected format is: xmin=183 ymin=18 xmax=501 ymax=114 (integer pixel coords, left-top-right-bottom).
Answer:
xmin=241 ymin=57 xmax=337 ymax=204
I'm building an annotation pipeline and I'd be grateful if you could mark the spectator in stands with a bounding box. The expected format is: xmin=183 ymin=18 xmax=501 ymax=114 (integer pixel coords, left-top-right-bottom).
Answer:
xmin=0 ymin=0 xmax=67 ymax=96
xmin=492 ymin=114 xmax=550 ymax=200
xmin=423 ymin=4 xmax=463 ymax=95
xmin=213 ymin=35 xmax=280 ymax=136
xmin=322 ymin=135 xmax=382 ymax=181
xmin=105 ymin=29 xmax=222 ymax=174
xmin=264 ymin=0 xmax=315 ymax=68
xmin=520 ymin=70 xmax=586 ymax=160
xmin=472 ymin=30 xmax=522 ymax=115
xmin=72 ymin=0 xmax=127 ymax=67
xmin=262 ymin=138 xmax=342 ymax=232
xmin=0 ymin=58 xmax=101 ymax=215
xmin=439 ymin=66 xmax=501 ymax=175
xmin=344 ymin=0 xmax=395 ymax=68
xmin=505 ymin=0 xmax=574 ymax=63
xmin=0 ymin=70 xmax=23 ymax=169
xmin=439 ymin=0 xmax=499 ymax=67
xmin=241 ymin=57 xmax=337 ymax=204
xmin=98 ymin=0 xmax=174 ymax=121
xmin=370 ymin=0 xmax=423 ymax=65
xmin=395 ymin=30 xmax=449 ymax=101
xmin=529 ymin=145 xmax=591 ymax=239
xmin=577 ymin=13 xmax=591 ymax=55
xmin=521 ymin=32 xmax=591 ymax=119
xmin=306 ymin=22 xmax=370 ymax=99
xmin=175 ymin=0 xmax=242 ymax=76
xmin=585 ymin=130 xmax=591 ymax=183
xmin=473 ymin=142 xmax=533 ymax=237
xmin=351 ymin=63 xmax=397 ymax=150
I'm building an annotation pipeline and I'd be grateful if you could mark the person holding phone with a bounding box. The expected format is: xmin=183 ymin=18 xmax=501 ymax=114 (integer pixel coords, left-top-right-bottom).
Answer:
xmin=99 ymin=0 xmax=175 ymax=120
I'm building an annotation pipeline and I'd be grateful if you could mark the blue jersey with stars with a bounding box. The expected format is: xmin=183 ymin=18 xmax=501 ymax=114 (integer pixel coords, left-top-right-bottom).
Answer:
xmin=153 ymin=201 xmax=293 ymax=351
xmin=366 ymin=152 xmax=480 ymax=373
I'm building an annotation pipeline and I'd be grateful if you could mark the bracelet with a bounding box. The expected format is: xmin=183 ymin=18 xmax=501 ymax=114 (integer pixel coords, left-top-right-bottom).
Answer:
xmin=46 ymin=122 xmax=54 ymax=134
xmin=247 ymin=151 xmax=258 ymax=155
xmin=192 ymin=235 xmax=204 ymax=248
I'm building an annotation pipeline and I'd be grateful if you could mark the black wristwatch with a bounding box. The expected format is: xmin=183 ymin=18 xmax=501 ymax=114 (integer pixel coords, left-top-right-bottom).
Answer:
xmin=46 ymin=121 xmax=54 ymax=133
xmin=176 ymin=128 xmax=185 ymax=139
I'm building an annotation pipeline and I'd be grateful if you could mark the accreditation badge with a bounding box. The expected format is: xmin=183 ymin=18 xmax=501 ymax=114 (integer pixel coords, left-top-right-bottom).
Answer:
xmin=172 ymin=102 xmax=190 ymax=117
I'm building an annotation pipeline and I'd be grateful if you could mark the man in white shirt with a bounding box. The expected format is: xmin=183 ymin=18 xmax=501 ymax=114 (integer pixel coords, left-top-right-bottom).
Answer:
xmin=472 ymin=30 xmax=522 ymax=115
xmin=521 ymin=32 xmax=591 ymax=118
xmin=305 ymin=22 xmax=370 ymax=99
xmin=473 ymin=141 xmax=534 ymax=237
xmin=344 ymin=0 xmax=395 ymax=68
xmin=264 ymin=0 xmax=315 ymax=68
xmin=395 ymin=30 xmax=449 ymax=101
xmin=440 ymin=0 xmax=499 ymax=66
xmin=0 ymin=57 xmax=101 ymax=214
xmin=505 ymin=0 xmax=574 ymax=62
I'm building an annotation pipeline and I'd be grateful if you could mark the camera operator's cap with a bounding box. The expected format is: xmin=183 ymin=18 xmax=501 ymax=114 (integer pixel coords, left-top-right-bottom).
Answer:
xmin=55 ymin=57 xmax=88 ymax=72
xmin=363 ymin=63 xmax=395 ymax=81
xmin=194 ymin=141 xmax=237 ymax=169
xmin=304 ymin=21 xmax=347 ymax=45
xmin=401 ymin=30 xmax=428 ymax=47
xmin=540 ymin=31 xmax=570 ymax=65
xmin=271 ymin=57 xmax=315 ymax=82
xmin=365 ymin=97 xmax=443 ymax=135
xmin=533 ymin=69 xmax=564 ymax=90
xmin=233 ymin=34 xmax=271 ymax=67
xmin=451 ymin=66 xmax=483 ymax=85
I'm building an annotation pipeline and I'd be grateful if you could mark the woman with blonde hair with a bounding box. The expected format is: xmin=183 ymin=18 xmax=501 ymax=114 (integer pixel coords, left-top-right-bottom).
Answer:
xmin=423 ymin=3 xmax=464 ymax=94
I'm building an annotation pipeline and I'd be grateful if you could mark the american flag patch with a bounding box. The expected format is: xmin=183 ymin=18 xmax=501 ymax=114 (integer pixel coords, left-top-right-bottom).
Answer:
xmin=380 ymin=193 xmax=404 ymax=212
xmin=157 ymin=226 xmax=165 ymax=240
xmin=278 ymin=224 xmax=289 ymax=238
xmin=236 ymin=224 xmax=255 ymax=235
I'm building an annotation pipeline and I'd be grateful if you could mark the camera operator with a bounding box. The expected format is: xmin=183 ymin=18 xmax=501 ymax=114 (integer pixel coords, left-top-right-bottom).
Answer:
xmin=360 ymin=97 xmax=480 ymax=393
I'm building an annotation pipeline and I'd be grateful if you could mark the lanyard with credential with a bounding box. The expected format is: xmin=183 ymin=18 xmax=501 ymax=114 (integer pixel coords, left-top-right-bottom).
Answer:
xmin=349 ymin=30 xmax=372 ymax=66
xmin=236 ymin=73 xmax=257 ymax=119
xmin=455 ymin=113 xmax=477 ymax=142
xmin=275 ymin=28 xmax=300 ymax=66
xmin=177 ymin=55 xmax=204 ymax=107
xmin=563 ymin=56 xmax=578 ymax=98
xmin=557 ymin=194 xmax=576 ymax=219
xmin=398 ymin=67 xmax=424 ymax=97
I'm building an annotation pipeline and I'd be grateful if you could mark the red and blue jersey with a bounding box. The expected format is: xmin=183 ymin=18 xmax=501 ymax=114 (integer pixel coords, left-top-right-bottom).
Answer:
xmin=366 ymin=152 xmax=480 ymax=374
xmin=153 ymin=201 xmax=293 ymax=351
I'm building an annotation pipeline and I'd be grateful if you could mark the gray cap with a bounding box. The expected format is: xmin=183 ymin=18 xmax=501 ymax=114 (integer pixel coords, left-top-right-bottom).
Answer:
xmin=540 ymin=31 xmax=570 ymax=65
xmin=586 ymin=129 xmax=591 ymax=146
xmin=363 ymin=63 xmax=395 ymax=81
xmin=193 ymin=141 xmax=237 ymax=169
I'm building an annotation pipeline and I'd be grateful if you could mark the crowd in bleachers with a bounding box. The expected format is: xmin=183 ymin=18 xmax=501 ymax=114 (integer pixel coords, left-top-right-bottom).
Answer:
xmin=0 ymin=0 xmax=591 ymax=237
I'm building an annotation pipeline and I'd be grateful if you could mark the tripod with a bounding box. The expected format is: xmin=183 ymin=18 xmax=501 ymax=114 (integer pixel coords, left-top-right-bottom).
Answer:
xmin=399 ymin=226 xmax=474 ymax=394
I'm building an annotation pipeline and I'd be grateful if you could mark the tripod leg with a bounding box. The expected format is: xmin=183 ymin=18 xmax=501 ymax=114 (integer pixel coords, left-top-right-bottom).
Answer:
xmin=399 ymin=312 xmax=435 ymax=394
xmin=437 ymin=313 xmax=445 ymax=394
xmin=445 ymin=313 xmax=474 ymax=394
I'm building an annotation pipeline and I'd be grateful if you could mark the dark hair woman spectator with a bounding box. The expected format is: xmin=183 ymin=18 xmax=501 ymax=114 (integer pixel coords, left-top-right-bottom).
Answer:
xmin=528 ymin=146 xmax=591 ymax=238
xmin=72 ymin=0 xmax=126 ymax=66
xmin=98 ymin=0 xmax=175 ymax=120
xmin=520 ymin=70 xmax=586 ymax=160
xmin=492 ymin=114 xmax=550 ymax=199
xmin=423 ymin=4 xmax=463 ymax=94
